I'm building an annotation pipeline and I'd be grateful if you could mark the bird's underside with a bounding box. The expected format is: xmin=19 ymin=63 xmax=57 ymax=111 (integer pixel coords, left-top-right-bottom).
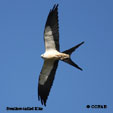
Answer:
xmin=38 ymin=4 xmax=84 ymax=106
xmin=41 ymin=50 xmax=69 ymax=60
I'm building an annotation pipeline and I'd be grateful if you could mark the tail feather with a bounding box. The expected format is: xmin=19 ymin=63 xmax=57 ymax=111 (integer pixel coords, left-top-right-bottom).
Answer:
xmin=63 ymin=41 xmax=84 ymax=55
xmin=62 ymin=41 xmax=84 ymax=71
xmin=63 ymin=58 xmax=83 ymax=71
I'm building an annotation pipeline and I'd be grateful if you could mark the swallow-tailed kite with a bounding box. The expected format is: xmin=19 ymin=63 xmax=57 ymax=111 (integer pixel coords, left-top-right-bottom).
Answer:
xmin=38 ymin=4 xmax=84 ymax=106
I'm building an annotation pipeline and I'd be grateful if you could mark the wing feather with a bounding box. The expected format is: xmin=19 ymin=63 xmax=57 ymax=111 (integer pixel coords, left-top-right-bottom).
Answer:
xmin=44 ymin=4 xmax=59 ymax=51
xmin=38 ymin=60 xmax=59 ymax=106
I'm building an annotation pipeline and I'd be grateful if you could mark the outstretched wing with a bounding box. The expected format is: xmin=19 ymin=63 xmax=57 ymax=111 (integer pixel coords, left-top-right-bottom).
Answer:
xmin=44 ymin=4 xmax=60 ymax=51
xmin=38 ymin=60 xmax=59 ymax=106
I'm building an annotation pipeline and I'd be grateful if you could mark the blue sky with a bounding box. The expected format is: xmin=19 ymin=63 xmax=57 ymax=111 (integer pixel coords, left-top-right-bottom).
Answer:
xmin=0 ymin=0 xmax=113 ymax=113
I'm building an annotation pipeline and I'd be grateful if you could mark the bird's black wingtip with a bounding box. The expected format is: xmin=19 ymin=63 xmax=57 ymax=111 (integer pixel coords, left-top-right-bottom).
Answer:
xmin=80 ymin=41 xmax=85 ymax=45
xmin=41 ymin=99 xmax=46 ymax=107
xmin=54 ymin=4 xmax=59 ymax=7
xmin=53 ymin=4 xmax=59 ymax=9
xmin=79 ymin=67 xmax=83 ymax=71
xmin=50 ymin=4 xmax=59 ymax=13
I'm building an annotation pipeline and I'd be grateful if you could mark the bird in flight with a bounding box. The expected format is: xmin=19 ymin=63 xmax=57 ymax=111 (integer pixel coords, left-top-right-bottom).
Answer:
xmin=38 ymin=4 xmax=84 ymax=106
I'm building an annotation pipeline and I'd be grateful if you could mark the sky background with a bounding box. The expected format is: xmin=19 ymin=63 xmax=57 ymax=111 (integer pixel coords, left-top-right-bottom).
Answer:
xmin=0 ymin=0 xmax=113 ymax=113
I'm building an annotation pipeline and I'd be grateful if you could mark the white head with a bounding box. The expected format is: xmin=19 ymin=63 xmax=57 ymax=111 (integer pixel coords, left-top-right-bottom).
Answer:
xmin=41 ymin=54 xmax=44 ymax=58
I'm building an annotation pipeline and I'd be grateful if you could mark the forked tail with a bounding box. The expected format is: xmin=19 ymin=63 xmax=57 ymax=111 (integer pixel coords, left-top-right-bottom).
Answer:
xmin=62 ymin=41 xmax=84 ymax=71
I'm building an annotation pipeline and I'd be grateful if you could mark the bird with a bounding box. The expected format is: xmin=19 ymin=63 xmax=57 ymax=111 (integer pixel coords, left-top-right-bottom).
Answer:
xmin=38 ymin=4 xmax=84 ymax=106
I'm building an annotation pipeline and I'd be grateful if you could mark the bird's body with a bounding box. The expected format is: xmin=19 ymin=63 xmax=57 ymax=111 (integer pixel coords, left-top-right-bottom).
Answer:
xmin=41 ymin=50 xmax=69 ymax=60
xmin=38 ymin=4 xmax=84 ymax=106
